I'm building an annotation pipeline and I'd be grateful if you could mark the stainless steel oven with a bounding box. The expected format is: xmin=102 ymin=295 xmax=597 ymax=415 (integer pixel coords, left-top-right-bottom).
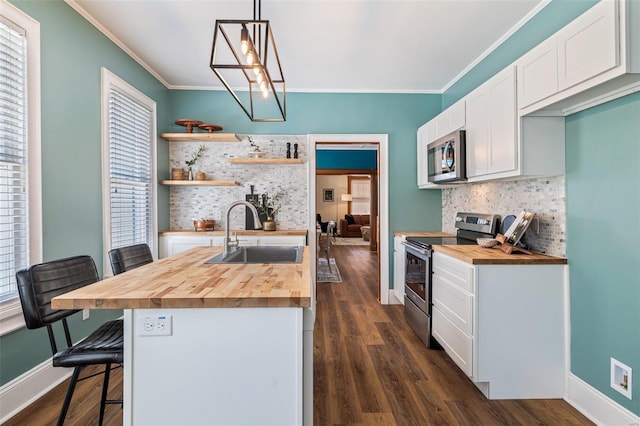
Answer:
xmin=401 ymin=243 xmax=437 ymax=347
xmin=401 ymin=212 xmax=501 ymax=348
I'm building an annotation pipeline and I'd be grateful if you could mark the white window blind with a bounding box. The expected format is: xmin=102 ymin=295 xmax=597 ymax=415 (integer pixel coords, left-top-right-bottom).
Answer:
xmin=0 ymin=19 xmax=28 ymax=302
xmin=107 ymin=88 xmax=153 ymax=249
xmin=350 ymin=179 xmax=370 ymax=215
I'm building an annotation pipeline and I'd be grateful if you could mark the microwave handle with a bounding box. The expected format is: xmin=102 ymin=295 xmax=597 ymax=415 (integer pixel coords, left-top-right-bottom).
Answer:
xmin=401 ymin=241 xmax=427 ymax=255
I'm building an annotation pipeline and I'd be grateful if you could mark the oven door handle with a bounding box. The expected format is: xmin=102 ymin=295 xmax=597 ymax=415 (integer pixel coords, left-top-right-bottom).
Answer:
xmin=401 ymin=241 xmax=427 ymax=255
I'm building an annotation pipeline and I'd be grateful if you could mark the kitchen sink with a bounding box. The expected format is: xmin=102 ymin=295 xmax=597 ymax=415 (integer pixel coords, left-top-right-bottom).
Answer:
xmin=205 ymin=246 xmax=303 ymax=264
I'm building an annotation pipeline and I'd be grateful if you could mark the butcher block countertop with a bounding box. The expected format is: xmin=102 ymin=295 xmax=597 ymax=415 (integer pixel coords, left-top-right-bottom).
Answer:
xmin=159 ymin=229 xmax=307 ymax=236
xmin=434 ymin=245 xmax=567 ymax=265
xmin=394 ymin=231 xmax=455 ymax=237
xmin=52 ymin=246 xmax=311 ymax=310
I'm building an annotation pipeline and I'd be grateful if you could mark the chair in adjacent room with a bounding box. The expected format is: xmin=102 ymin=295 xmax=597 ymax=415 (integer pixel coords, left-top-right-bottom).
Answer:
xmin=108 ymin=243 xmax=153 ymax=275
xmin=16 ymin=255 xmax=124 ymax=426
xmin=318 ymin=221 xmax=336 ymax=272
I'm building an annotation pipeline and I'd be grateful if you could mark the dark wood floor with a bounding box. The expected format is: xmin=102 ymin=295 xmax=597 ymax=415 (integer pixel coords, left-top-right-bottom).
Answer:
xmin=314 ymin=244 xmax=591 ymax=425
xmin=5 ymin=244 xmax=592 ymax=425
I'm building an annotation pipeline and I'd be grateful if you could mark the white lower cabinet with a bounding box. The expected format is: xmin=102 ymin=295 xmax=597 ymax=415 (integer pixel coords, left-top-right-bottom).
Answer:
xmin=159 ymin=234 xmax=306 ymax=258
xmin=432 ymin=251 xmax=567 ymax=399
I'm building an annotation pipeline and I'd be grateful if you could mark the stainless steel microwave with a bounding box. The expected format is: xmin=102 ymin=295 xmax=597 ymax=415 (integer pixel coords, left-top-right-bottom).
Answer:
xmin=427 ymin=130 xmax=466 ymax=183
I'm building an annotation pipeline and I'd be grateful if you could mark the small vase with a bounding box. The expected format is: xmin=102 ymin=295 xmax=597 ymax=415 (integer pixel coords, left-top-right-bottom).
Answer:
xmin=188 ymin=168 xmax=193 ymax=181
xmin=263 ymin=216 xmax=276 ymax=231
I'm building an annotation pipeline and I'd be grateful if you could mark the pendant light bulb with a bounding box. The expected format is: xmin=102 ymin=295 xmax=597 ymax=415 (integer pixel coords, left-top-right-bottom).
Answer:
xmin=262 ymin=88 xmax=269 ymax=98
xmin=240 ymin=27 xmax=250 ymax=55
xmin=246 ymin=50 xmax=256 ymax=65
xmin=253 ymin=66 xmax=261 ymax=77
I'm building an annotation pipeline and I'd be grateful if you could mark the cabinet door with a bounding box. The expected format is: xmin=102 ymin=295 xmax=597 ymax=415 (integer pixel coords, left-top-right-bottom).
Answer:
xmin=259 ymin=235 xmax=306 ymax=246
xmin=446 ymin=99 xmax=466 ymax=134
xmin=465 ymin=88 xmax=489 ymax=178
xmin=433 ymin=307 xmax=473 ymax=377
xmin=517 ymin=36 xmax=559 ymax=108
xmin=488 ymin=66 xmax=517 ymax=174
xmin=165 ymin=236 xmax=212 ymax=258
xmin=557 ymin=0 xmax=619 ymax=91
xmin=417 ymin=123 xmax=430 ymax=187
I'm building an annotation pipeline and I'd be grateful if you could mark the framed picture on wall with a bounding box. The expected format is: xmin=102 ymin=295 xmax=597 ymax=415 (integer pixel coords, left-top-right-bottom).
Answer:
xmin=323 ymin=188 xmax=334 ymax=202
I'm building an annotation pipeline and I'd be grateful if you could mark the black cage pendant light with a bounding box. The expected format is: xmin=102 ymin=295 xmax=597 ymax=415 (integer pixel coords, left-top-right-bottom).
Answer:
xmin=210 ymin=0 xmax=286 ymax=122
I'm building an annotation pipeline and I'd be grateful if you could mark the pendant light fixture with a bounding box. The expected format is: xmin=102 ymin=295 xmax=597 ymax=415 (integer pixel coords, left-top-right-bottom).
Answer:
xmin=210 ymin=0 xmax=286 ymax=122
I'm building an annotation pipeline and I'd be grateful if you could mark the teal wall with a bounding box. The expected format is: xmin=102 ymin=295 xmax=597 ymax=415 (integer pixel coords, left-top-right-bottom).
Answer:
xmin=317 ymin=149 xmax=377 ymax=169
xmin=1 ymin=1 xmax=171 ymax=386
xmin=566 ymin=92 xmax=640 ymax=414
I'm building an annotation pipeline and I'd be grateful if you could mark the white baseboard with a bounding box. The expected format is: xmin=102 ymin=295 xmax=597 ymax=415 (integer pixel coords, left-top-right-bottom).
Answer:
xmin=389 ymin=290 xmax=403 ymax=305
xmin=0 ymin=359 xmax=71 ymax=424
xmin=566 ymin=373 xmax=640 ymax=426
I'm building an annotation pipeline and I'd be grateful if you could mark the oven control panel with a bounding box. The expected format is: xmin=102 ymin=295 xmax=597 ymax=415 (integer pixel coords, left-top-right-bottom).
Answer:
xmin=454 ymin=212 xmax=500 ymax=235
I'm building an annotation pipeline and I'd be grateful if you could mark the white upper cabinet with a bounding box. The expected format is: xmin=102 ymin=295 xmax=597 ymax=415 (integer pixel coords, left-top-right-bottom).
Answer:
xmin=466 ymin=66 xmax=517 ymax=180
xmin=517 ymin=37 xmax=559 ymax=108
xmin=434 ymin=99 xmax=466 ymax=140
xmin=556 ymin=0 xmax=619 ymax=91
xmin=518 ymin=0 xmax=639 ymax=115
xmin=417 ymin=99 xmax=466 ymax=189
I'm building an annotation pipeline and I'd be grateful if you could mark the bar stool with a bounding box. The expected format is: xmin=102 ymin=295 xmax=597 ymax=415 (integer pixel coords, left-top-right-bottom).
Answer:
xmin=108 ymin=243 xmax=153 ymax=275
xmin=16 ymin=255 xmax=123 ymax=426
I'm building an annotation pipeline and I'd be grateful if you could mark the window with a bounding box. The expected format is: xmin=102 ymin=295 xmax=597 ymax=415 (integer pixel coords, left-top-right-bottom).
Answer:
xmin=348 ymin=176 xmax=371 ymax=215
xmin=0 ymin=5 xmax=41 ymax=335
xmin=101 ymin=68 xmax=156 ymax=276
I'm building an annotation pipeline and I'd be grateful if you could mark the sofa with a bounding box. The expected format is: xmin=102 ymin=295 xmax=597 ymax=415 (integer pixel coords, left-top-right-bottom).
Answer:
xmin=339 ymin=214 xmax=370 ymax=237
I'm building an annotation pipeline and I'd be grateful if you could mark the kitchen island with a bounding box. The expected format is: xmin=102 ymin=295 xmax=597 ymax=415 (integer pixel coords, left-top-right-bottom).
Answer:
xmin=52 ymin=246 xmax=312 ymax=426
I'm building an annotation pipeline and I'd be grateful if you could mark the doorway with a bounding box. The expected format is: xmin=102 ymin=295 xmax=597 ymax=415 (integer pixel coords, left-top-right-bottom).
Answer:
xmin=307 ymin=134 xmax=390 ymax=304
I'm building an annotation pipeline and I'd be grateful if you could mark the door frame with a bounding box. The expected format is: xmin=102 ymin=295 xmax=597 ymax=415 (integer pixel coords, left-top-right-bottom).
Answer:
xmin=307 ymin=134 xmax=390 ymax=304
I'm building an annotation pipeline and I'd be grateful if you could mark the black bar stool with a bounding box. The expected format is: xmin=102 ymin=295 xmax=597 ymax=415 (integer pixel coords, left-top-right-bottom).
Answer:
xmin=16 ymin=255 xmax=123 ymax=426
xmin=108 ymin=243 xmax=153 ymax=275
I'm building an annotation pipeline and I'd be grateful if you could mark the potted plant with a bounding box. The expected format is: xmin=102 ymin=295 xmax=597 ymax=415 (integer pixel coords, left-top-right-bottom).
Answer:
xmin=251 ymin=190 xmax=284 ymax=231
xmin=185 ymin=144 xmax=205 ymax=180
xmin=247 ymin=136 xmax=264 ymax=158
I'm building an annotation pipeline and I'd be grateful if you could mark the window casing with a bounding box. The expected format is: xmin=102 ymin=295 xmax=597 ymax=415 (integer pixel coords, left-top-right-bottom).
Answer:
xmin=0 ymin=5 xmax=42 ymax=336
xmin=101 ymin=68 xmax=157 ymax=276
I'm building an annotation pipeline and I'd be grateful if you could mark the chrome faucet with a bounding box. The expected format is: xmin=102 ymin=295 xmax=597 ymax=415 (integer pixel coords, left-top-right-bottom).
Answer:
xmin=224 ymin=200 xmax=262 ymax=256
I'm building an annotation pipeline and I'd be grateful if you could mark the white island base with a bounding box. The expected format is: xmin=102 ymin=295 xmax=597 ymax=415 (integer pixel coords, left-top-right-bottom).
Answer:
xmin=123 ymin=307 xmax=304 ymax=426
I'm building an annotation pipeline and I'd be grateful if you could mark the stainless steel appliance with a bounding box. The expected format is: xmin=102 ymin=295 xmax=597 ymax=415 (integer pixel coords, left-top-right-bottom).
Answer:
xmin=427 ymin=130 xmax=466 ymax=183
xmin=401 ymin=212 xmax=500 ymax=347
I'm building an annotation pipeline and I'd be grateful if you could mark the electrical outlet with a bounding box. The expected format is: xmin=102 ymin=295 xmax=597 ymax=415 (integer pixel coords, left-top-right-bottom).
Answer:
xmin=82 ymin=309 xmax=90 ymax=320
xmin=138 ymin=314 xmax=172 ymax=336
xmin=611 ymin=357 xmax=632 ymax=399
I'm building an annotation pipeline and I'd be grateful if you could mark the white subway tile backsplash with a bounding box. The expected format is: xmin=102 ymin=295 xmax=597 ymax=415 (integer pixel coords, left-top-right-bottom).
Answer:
xmin=168 ymin=135 xmax=308 ymax=231
xmin=442 ymin=176 xmax=566 ymax=257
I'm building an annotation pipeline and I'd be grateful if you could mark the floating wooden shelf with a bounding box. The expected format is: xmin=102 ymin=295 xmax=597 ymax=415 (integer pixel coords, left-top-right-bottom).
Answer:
xmin=160 ymin=180 xmax=240 ymax=186
xmin=161 ymin=133 xmax=240 ymax=142
xmin=227 ymin=158 xmax=304 ymax=165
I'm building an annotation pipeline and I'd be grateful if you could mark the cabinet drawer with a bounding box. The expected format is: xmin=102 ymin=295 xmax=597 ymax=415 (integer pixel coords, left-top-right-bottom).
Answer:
xmin=433 ymin=274 xmax=473 ymax=335
xmin=433 ymin=307 xmax=473 ymax=377
xmin=433 ymin=252 xmax=474 ymax=293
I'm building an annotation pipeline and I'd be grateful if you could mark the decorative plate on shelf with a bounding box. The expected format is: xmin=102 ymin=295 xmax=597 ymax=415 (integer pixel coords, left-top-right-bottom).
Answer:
xmin=198 ymin=124 xmax=223 ymax=133
xmin=175 ymin=119 xmax=203 ymax=133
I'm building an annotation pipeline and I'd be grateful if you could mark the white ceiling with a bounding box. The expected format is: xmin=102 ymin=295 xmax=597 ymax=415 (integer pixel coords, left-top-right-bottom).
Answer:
xmin=67 ymin=0 xmax=545 ymax=93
